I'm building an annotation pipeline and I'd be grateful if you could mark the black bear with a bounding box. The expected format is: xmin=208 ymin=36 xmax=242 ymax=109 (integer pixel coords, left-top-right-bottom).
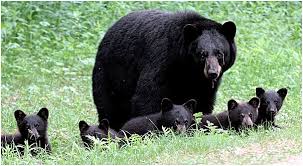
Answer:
xmin=255 ymin=87 xmax=288 ymax=128
xmin=118 ymin=98 xmax=196 ymax=136
xmin=79 ymin=119 xmax=118 ymax=148
xmin=92 ymin=10 xmax=237 ymax=130
xmin=1 ymin=108 xmax=51 ymax=155
xmin=199 ymin=97 xmax=259 ymax=131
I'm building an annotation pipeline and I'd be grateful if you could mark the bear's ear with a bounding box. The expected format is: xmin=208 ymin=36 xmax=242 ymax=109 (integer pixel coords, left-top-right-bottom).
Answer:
xmin=99 ymin=119 xmax=109 ymax=132
xmin=248 ymin=97 xmax=260 ymax=109
xmin=256 ymin=87 xmax=265 ymax=97
xmin=161 ymin=98 xmax=173 ymax=112
xmin=183 ymin=24 xmax=200 ymax=44
xmin=79 ymin=120 xmax=89 ymax=132
xmin=183 ymin=99 xmax=197 ymax=113
xmin=277 ymin=88 xmax=288 ymax=100
xmin=37 ymin=108 xmax=49 ymax=121
xmin=14 ymin=110 xmax=27 ymax=123
xmin=227 ymin=99 xmax=238 ymax=111
xmin=222 ymin=21 xmax=236 ymax=40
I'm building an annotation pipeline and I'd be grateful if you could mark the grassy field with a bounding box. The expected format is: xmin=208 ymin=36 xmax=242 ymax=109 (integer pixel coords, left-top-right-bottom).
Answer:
xmin=1 ymin=1 xmax=302 ymax=164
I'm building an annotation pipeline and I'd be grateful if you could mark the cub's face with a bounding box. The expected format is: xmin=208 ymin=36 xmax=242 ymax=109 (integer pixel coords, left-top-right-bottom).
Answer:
xmin=256 ymin=87 xmax=287 ymax=118
xmin=14 ymin=108 xmax=49 ymax=141
xmin=184 ymin=21 xmax=236 ymax=84
xmin=228 ymin=97 xmax=259 ymax=130
xmin=161 ymin=98 xmax=196 ymax=133
xmin=79 ymin=119 xmax=109 ymax=148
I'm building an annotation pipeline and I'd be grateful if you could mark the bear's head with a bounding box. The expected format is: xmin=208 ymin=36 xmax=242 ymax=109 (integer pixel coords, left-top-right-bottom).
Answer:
xmin=79 ymin=119 xmax=111 ymax=148
xmin=161 ymin=98 xmax=196 ymax=133
xmin=15 ymin=108 xmax=49 ymax=142
xmin=256 ymin=87 xmax=287 ymax=120
xmin=184 ymin=21 xmax=236 ymax=85
xmin=227 ymin=97 xmax=259 ymax=130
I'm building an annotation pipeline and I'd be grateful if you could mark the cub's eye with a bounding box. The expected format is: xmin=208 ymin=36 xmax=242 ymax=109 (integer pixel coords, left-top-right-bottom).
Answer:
xmin=175 ymin=120 xmax=180 ymax=125
xmin=240 ymin=113 xmax=245 ymax=118
xmin=249 ymin=113 xmax=253 ymax=117
xmin=26 ymin=125 xmax=30 ymax=129
xmin=34 ymin=124 xmax=39 ymax=128
xmin=274 ymin=101 xmax=279 ymax=105
xmin=184 ymin=120 xmax=188 ymax=124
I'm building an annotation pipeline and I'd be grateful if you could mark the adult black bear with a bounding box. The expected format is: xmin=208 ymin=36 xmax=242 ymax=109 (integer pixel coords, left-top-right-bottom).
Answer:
xmin=93 ymin=10 xmax=237 ymax=130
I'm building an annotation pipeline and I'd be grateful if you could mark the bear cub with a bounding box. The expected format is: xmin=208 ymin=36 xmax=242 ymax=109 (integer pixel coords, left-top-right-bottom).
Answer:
xmin=118 ymin=98 xmax=196 ymax=137
xmin=255 ymin=87 xmax=287 ymax=128
xmin=79 ymin=119 xmax=118 ymax=148
xmin=199 ymin=97 xmax=260 ymax=131
xmin=1 ymin=108 xmax=51 ymax=155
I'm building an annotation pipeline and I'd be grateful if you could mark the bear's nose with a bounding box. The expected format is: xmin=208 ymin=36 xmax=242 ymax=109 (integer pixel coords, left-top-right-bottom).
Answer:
xmin=244 ymin=123 xmax=253 ymax=128
xmin=208 ymin=72 xmax=218 ymax=79
xmin=269 ymin=108 xmax=277 ymax=112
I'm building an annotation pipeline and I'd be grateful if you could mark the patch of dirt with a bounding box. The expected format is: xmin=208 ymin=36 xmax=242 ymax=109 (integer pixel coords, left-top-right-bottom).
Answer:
xmin=205 ymin=139 xmax=302 ymax=164
xmin=275 ymin=154 xmax=303 ymax=165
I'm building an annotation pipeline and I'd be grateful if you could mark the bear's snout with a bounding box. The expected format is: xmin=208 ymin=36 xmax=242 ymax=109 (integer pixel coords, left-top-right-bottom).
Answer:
xmin=241 ymin=116 xmax=253 ymax=128
xmin=267 ymin=105 xmax=277 ymax=115
xmin=204 ymin=56 xmax=221 ymax=80
xmin=28 ymin=128 xmax=40 ymax=140
xmin=175 ymin=124 xmax=186 ymax=134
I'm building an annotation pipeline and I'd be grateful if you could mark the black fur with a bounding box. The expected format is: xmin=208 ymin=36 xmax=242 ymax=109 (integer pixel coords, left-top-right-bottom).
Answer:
xmin=255 ymin=87 xmax=287 ymax=128
xmin=1 ymin=108 xmax=51 ymax=155
xmin=118 ymin=98 xmax=196 ymax=136
xmin=199 ymin=97 xmax=259 ymax=131
xmin=92 ymin=10 xmax=237 ymax=130
xmin=79 ymin=119 xmax=118 ymax=148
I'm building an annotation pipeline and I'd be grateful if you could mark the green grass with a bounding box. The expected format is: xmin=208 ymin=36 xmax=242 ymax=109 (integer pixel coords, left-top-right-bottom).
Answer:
xmin=1 ymin=1 xmax=302 ymax=164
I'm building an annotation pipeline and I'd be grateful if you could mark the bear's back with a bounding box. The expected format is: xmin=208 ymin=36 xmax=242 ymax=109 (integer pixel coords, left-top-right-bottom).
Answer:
xmin=96 ymin=10 xmax=221 ymax=76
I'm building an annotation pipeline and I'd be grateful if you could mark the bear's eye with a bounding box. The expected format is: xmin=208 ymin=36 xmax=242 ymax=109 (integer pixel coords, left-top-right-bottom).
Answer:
xmin=200 ymin=50 xmax=207 ymax=59
xmin=217 ymin=52 xmax=224 ymax=59
xmin=26 ymin=124 xmax=30 ymax=129
xmin=249 ymin=113 xmax=253 ymax=117
xmin=240 ymin=113 xmax=245 ymax=118
xmin=184 ymin=120 xmax=188 ymax=124
xmin=175 ymin=120 xmax=180 ymax=125
xmin=34 ymin=124 xmax=39 ymax=128
xmin=274 ymin=101 xmax=279 ymax=105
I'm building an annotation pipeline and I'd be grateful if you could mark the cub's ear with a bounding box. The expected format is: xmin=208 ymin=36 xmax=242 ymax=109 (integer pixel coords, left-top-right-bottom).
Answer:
xmin=222 ymin=21 xmax=236 ymax=40
xmin=183 ymin=24 xmax=200 ymax=44
xmin=161 ymin=98 xmax=173 ymax=112
xmin=99 ymin=119 xmax=109 ymax=132
xmin=227 ymin=99 xmax=238 ymax=111
xmin=256 ymin=87 xmax=265 ymax=97
xmin=14 ymin=110 xmax=27 ymax=123
xmin=37 ymin=108 xmax=49 ymax=120
xmin=79 ymin=120 xmax=89 ymax=132
xmin=249 ymin=97 xmax=260 ymax=109
xmin=183 ymin=99 xmax=197 ymax=113
xmin=277 ymin=88 xmax=288 ymax=100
